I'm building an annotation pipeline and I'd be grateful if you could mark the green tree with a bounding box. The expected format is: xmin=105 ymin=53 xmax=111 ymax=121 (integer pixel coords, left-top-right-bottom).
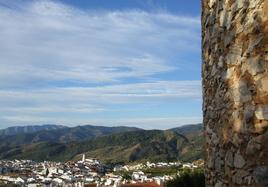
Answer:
xmin=166 ymin=168 xmax=205 ymax=187
xmin=122 ymin=173 xmax=132 ymax=180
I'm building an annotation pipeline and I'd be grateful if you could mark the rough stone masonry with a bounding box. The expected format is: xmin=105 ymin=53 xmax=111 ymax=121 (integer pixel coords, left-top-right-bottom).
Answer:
xmin=202 ymin=0 xmax=268 ymax=186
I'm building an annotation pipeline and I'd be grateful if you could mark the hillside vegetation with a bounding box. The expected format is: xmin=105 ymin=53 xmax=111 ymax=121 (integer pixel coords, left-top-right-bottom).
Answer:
xmin=0 ymin=124 xmax=204 ymax=164
xmin=0 ymin=125 xmax=141 ymax=146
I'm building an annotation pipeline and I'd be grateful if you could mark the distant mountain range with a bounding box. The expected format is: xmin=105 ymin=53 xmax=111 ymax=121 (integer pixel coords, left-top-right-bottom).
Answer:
xmin=171 ymin=124 xmax=203 ymax=135
xmin=0 ymin=124 xmax=204 ymax=164
xmin=0 ymin=124 xmax=66 ymax=136
xmin=0 ymin=125 xmax=141 ymax=145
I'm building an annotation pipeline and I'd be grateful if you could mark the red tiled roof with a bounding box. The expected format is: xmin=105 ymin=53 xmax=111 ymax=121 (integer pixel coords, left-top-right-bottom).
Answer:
xmin=84 ymin=182 xmax=161 ymax=187
xmin=84 ymin=185 xmax=97 ymax=187
xmin=122 ymin=182 xmax=161 ymax=187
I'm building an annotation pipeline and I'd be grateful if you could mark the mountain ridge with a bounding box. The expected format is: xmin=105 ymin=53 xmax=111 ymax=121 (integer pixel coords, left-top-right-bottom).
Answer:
xmin=0 ymin=124 xmax=204 ymax=164
xmin=0 ymin=124 xmax=66 ymax=136
xmin=0 ymin=125 xmax=142 ymax=145
xmin=0 ymin=129 xmax=204 ymax=163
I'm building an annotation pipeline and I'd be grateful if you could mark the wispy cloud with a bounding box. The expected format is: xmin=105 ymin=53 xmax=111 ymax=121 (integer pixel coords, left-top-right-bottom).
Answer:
xmin=0 ymin=80 xmax=202 ymax=128
xmin=0 ymin=0 xmax=200 ymax=87
xmin=0 ymin=80 xmax=201 ymax=110
xmin=0 ymin=0 xmax=201 ymax=128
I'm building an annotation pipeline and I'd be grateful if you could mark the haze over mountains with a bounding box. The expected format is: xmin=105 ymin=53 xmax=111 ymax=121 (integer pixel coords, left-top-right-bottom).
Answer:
xmin=0 ymin=125 xmax=66 ymax=136
xmin=0 ymin=125 xmax=141 ymax=144
xmin=0 ymin=124 xmax=204 ymax=164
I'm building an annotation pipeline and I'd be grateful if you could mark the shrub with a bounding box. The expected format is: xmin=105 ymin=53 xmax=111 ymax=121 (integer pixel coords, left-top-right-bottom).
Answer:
xmin=166 ymin=168 xmax=205 ymax=187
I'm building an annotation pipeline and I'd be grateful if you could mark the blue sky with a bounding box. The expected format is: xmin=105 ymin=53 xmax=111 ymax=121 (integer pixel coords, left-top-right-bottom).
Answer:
xmin=0 ymin=0 xmax=202 ymax=129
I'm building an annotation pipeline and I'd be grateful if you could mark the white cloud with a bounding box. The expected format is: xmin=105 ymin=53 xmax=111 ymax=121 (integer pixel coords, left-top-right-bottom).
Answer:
xmin=0 ymin=80 xmax=201 ymax=107
xmin=0 ymin=80 xmax=201 ymax=128
xmin=0 ymin=0 xmax=201 ymax=128
xmin=0 ymin=0 xmax=200 ymax=87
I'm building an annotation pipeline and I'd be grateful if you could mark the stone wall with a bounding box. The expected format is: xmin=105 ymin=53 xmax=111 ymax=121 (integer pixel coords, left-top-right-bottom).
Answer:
xmin=202 ymin=0 xmax=268 ymax=186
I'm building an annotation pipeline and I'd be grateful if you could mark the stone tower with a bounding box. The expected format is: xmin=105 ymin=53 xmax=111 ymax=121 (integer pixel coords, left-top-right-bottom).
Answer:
xmin=202 ymin=0 xmax=268 ymax=186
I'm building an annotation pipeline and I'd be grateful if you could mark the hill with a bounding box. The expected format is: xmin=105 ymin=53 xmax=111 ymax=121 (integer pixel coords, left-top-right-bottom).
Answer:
xmin=0 ymin=124 xmax=66 ymax=136
xmin=0 ymin=125 xmax=141 ymax=146
xmin=0 ymin=125 xmax=204 ymax=164
xmin=169 ymin=124 xmax=204 ymax=161
xmin=171 ymin=123 xmax=203 ymax=135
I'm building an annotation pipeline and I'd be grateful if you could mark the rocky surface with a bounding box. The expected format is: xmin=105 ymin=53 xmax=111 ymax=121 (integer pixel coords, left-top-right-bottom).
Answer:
xmin=202 ymin=0 xmax=268 ymax=186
